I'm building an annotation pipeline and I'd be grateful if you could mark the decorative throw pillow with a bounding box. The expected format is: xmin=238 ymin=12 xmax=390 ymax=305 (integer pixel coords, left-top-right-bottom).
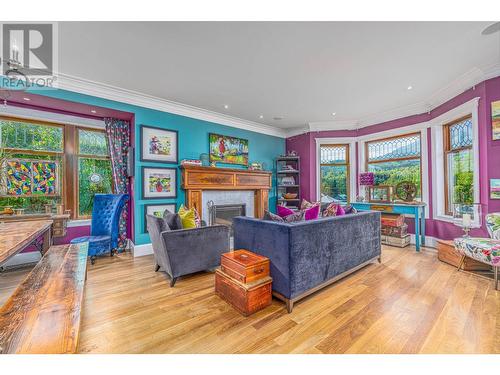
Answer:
xmin=284 ymin=210 xmax=305 ymax=223
xmin=177 ymin=204 xmax=201 ymax=229
xmin=322 ymin=203 xmax=339 ymax=217
xmin=277 ymin=205 xmax=295 ymax=218
xmin=344 ymin=205 xmax=358 ymax=215
xmin=300 ymin=199 xmax=315 ymax=210
xmin=163 ymin=209 xmax=182 ymax=230
xmin=304 ymin=203 xmax=320 ymax=220
xmin=263 ymin=210 xmax=284 ymax=222
xmin=147 ymin=214 xmax=169 ymax=233
xmin=336 ymin=205 xmax=346 ymax=216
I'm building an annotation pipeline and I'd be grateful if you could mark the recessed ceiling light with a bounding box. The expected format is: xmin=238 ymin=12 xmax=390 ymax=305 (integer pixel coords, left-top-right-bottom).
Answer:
xmin=332 ymin=112 xmax=336 ymax=116
xmin=407 ymin=86 xmax=413 ymax=90
xmin=273 ymin=116 xmax=283 ymax=121
xmin=90 ymin=110 xmax=97 ymax=114
xmin=224 ymin=104 xmax=229 ymax=109
xmin=23 ymin=97 xmax=30 ymax=101
xmin=259 ymin=115 xmax=264 ymax=119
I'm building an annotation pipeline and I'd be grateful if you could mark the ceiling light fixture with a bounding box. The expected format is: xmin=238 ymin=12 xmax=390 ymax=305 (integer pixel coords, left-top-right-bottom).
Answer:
xmin=224 ymin=104 xmax=229 ymax=109
xmin=23 ymin=97 xmax=30 ymax=101
xmin=259 ymin=115 xmax=264 ymax=119
xmin=332 ymin=112 xmax=336 ymax=116
xmin=91 ymin=110 xmax=97 ymax=114
xmin=407 ymin=85 xmax=413 ymax=90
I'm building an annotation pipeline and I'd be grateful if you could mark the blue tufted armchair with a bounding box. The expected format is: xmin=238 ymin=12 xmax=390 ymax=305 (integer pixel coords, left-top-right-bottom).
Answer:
xmin=70 ymin=194 xmax=129 ymax=264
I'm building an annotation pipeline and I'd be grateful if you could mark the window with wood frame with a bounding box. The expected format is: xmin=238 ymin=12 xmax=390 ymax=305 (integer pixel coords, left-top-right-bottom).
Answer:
xmin=0 ymin=116 xmax=113 ymax=219
xmin=319 ymin=144 xmax=350 ymax=203
xmin=443 ymin=115 xmax=474 ymax=215
xmin=365 ymin=132 xmax=422 ymax=199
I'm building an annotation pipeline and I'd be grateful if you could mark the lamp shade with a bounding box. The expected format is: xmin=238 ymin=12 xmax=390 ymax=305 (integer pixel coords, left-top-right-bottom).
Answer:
xmin=359 ymin=172 xmax=374 ymax=186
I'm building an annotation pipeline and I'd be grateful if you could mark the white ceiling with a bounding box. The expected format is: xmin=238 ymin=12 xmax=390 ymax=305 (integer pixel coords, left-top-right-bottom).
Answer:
xmin=57 ymin=22 xmax=500 ymax=132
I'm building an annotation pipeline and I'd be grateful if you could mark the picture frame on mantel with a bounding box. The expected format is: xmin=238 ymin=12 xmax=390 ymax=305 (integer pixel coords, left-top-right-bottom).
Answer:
xmin=140 ymin=125 xmax=179 ymax=164
xmin=141 ymin=167 xmax=177 ymax=200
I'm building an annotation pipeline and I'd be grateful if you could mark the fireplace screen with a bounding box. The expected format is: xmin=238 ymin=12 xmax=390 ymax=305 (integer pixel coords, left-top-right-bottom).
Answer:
xmin=207 ymin=201 xmax=246 ymax=234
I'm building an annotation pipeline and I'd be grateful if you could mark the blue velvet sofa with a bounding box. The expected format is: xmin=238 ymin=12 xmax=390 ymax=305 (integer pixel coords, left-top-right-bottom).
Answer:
xmin=233 ymin=211 xmax=381 ymax=312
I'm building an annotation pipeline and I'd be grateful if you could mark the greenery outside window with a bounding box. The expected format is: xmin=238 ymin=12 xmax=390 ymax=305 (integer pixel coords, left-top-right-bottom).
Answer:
xmin=0 ymin=116 xmax=113 ymax=219
xmin=443 ymin=116 xmax=473 ymax=216
xmin=320 ymin=144 xmax=350 ymax=203
xmin=365 ymin=133 xmax=422 ymax=200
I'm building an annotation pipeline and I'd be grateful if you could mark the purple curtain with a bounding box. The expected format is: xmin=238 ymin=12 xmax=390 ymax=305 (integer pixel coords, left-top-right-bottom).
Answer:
xmin=104 ymin=118 xmax=131 ymax=251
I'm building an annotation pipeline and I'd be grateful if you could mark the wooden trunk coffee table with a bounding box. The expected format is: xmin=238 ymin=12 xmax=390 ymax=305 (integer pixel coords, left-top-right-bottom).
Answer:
xmin=437 ymin=239 xmax=491 ymax=271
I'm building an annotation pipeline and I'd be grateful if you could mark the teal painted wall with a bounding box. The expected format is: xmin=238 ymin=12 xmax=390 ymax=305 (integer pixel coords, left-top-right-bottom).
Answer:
xmin=28 ymin=88 xmax=285 ymax=245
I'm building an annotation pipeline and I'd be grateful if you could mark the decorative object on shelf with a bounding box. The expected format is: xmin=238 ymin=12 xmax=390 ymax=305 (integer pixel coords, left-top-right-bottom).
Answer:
xmin=56 ymin=203 xmax=65 ymax=215
xmin=356 ymin=195 xmax=365 ymax=202
xmin=492 ymin=100 xmax=500 ymax=141
xmin=359 ymin=172 xmax=374 ymax=186
xmin=200 ymin=153 xmax=210 ymax=167
xmin=248 ymin=162 xmax=263 ymax=171
xmin=452 ymin=203 xmax=482 ymax=237
xmin=210 ymin=161 xmax=217 ymax=167
xmin=490 ymin=179 xmax=500 ymax=199
xmin=282 ymin=192 xmax=298 ymax=200
xmin=209 ymin=133 xmax=249 ymax=166
xmin=286 ymin=150 xmax=298 ymax=156
xmin=141 ymin=167 xmax=177 ymax=199
xmin=280 ymin=176 xmax=296 ymax=185
xmin=13 ymin=208 xmax=25 ymax=215
xmin=278 ymin=164 xmax=298 ymax=172
xmin=144 ymin=203 xmax=176 ymax=232
xmin=368 ymin=185 xmax=392 ymax=203
xmin=140 ymin=125 xmax=178 ymax=164
xmin=395 ymin=181 xmax=418 ymax=202
xmin=44 ymin=203 xmax=53 ymax=214
xmin=180 ymin=159 xmax=202 ymax=166
xmin=0 ymin=206 xmax=14 ymax=215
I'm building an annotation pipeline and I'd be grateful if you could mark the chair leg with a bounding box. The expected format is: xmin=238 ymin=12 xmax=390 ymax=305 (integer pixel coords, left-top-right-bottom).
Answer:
xmin=155 ymin=264 xmax=160 ymax=272
xmin=90 ymin=256 xmax=96 ymax=265
xmin=110 ymin=249 xmax=115 ymax=257
xmin=285 ymin=299 xmax=294 ymax=313
xmin=495 ymin=267 xmax=499 ymax=291
xmin=170 ymin=277 xmax=177 ymax=287
xmin=457 ymin=255 xmax=466 ymax=271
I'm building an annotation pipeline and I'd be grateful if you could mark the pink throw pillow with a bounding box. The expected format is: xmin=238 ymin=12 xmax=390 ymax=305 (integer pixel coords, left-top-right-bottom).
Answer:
xmin=277 ymin=205 xmax=295 ymax=218
xmin=336 ymin=205 xmax=346 ymax=216
xmin=304 ymin=203 xmax=320 ymax=220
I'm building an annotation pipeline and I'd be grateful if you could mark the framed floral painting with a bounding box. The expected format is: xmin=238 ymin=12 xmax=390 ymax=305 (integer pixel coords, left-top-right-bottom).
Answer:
xmin=140 ymin=125 xmax=178 ymax=163
xmin=141 ymin=167 xmax=177 ymax=199
xmin=144 ymin=203 xmax=176 ymax=232
xmin=209 ymin=133 xmax=249 ymax=166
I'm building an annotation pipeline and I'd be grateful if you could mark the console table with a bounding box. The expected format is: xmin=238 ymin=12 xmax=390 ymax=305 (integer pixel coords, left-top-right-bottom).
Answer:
xmin=351 ymin=202 xmax=426 ymax=251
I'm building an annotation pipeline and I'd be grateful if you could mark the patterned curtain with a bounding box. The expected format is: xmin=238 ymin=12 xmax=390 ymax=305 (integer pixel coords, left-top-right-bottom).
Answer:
xmin=104 ymin=118 xmax=131 ymax=251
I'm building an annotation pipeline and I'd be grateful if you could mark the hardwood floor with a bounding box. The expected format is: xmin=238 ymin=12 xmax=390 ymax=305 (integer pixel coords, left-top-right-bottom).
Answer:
xmin=1 ymin=245 xmax=499 ymax=353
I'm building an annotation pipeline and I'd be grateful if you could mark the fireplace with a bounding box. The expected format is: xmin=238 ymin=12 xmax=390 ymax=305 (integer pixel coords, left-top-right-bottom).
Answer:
xmin=207 ymin=201 xmax=246 ymax=234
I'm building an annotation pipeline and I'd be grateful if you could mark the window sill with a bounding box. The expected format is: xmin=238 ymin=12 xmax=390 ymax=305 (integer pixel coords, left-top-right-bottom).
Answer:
xmin=434 ymin=214 xmax=481 ymax=228
xmin=67 ymin=219 xmax=91 ymax=228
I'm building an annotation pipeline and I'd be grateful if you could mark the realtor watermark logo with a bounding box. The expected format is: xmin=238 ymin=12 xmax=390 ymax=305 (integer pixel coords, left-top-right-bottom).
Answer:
xmin=0 ymin=22 xmax=58 ymax=90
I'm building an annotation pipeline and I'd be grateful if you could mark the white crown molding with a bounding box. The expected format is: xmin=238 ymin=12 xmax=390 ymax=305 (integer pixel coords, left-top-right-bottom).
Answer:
xmin=55 ymin=73 xmax=288 ymax=138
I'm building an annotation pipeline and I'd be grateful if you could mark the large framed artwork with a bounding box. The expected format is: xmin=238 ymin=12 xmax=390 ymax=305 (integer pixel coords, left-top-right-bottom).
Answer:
xmin=209 ymin=133 xmax=249 ymax=166
xmin=492 ymin=100 xmax=500 ymax=141
xmin=144 ymin=203 xmax=176 ymax=232
xmin=490 ymin=179 xmax=500 ymax=199
xmin=140 ymin=125 xmax=178 ymax=163
xmin=141 ymin=167 xmax=177 ymax=199
xmin=3 ymin=159 xmax=59 ymax=196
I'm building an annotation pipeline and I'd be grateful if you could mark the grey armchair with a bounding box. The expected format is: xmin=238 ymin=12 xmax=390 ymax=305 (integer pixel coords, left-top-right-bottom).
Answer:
xmin=146 ymin=214 xmax=230 ymax=287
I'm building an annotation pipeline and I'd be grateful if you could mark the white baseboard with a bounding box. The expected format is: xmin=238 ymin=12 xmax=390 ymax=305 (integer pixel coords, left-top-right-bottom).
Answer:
xmin=131 ymin=242 xmax=153 ymax=257
xmin=409 ymin=234 xmax=438 ymax=251
xmin=1 ymin=251 xmax=41 ymax=268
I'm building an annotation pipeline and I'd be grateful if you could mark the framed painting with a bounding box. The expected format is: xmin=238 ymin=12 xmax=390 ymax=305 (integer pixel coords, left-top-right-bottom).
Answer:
xmin=209 ymin=133 xmax=249 ymax=166
xmin=141 ymin=167 xmax=177 ymax=199
xmin=144 ymin=203 xmax=176 ymax=232
xmin=140 ymin=125 xmax=178 ymax=163
xmin=490 ymin=179 xmax=500 ymax=199
xmin=492 ymin=100 xmax=500 ymax=141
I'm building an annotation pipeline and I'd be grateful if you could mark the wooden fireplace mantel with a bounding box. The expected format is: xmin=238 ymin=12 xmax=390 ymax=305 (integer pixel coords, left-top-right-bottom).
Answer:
xmin=180 ymin=165 xmax=272 ymax=218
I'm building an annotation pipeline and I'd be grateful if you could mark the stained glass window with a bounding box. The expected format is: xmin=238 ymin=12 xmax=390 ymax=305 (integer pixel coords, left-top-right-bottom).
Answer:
xmin=367 ymin=133 xmax=420 ymax=162
xmin=0 ymin=120 xmax=63 ymax=152
xmin=78 ymin=128 xmax=108 ymax=156
xmin=449 ymin=117 xmax=473 ymax=150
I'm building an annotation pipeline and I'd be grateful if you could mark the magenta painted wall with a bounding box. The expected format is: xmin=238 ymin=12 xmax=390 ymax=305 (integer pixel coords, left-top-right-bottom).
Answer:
xmin=286 ymin=76 xmax=500 ymax=241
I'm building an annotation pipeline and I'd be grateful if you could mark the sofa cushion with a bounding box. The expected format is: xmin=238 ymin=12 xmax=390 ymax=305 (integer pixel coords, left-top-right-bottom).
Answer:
xmin=300 ymin=199 xmax=320 ymax=210
xmin=163 ymin=209 xmax=182 ymax=230
xmin=263 ymin=210 xmax=285 ymax=222
xmin=344 ymin=205 xmax=358 ymax=214
xmin=178 ymin=204 xmax=202 ymax=229
xmin=284 ymin=210 xmax=305 ymax=223
xmin=304 ymin=203 xmax=320 ymax=220
xmin=322 ymin=203 xmax=338 ymax=217
xmin=277 ymin=205 xmax=295 ymax=218
xmin=148 ymin=214 xmax=169 ymax=233
xmin=336 ymin=205 xmax=346 ymax=216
